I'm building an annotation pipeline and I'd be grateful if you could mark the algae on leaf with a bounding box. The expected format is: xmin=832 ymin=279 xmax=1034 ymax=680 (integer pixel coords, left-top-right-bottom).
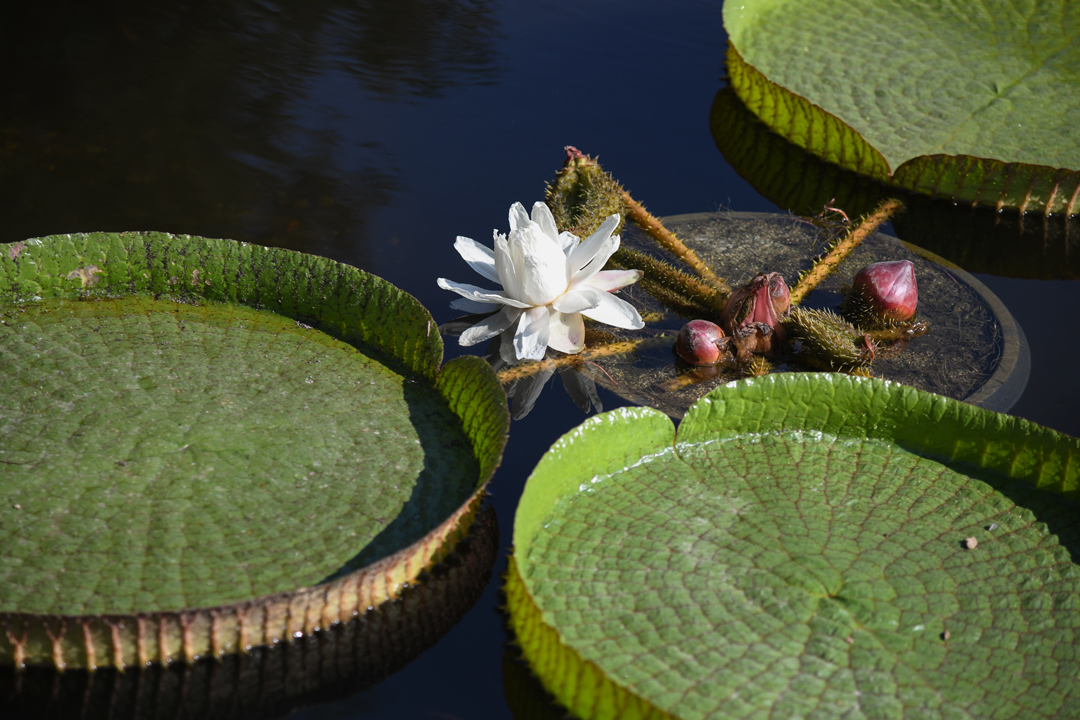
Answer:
xmin=508 ymin=373 xmax=1080 ymax=720
xmin=724 ymin=0 xmax=1080 ymax=214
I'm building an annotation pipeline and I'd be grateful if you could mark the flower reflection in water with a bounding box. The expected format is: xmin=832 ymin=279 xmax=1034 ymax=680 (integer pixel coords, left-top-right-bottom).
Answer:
xmin=440 ymin=316 xmax=603 ymax=420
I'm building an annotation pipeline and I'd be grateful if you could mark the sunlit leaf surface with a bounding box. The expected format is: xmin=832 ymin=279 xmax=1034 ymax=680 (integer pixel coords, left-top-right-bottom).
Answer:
xmin=0 ymin=232 xmax=508 ymax=668
xmin=508 ymin=373 xmax=1080 ymax=720
xmin=724 ymin=0 xmax=1080 ymax=214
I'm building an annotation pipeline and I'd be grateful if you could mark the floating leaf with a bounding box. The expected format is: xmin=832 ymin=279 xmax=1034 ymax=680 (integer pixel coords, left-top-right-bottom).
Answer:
xmin=724 ymin=0 xmax=1080 ymax=216
xmin=508 ymin=373 xmax=1080 ymax=720
xmin=586 ymin=213 xmax=1028 ymax=418
xmin=0 ymin=232 xmax=508 ymax=669
xmin=2 ymin=505 xmax=499 ymax=719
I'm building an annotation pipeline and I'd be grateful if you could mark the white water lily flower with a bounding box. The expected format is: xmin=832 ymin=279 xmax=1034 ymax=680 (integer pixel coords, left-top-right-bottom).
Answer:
xmin=438 ymin=201 xmax=644 ymax=361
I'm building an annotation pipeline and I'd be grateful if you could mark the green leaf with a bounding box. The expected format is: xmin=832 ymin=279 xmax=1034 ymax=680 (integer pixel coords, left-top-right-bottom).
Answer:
xmin=0 ymin=232 xmax=508 ymax=669
xmin=724 ymin=0 xmax=1080 ymax=214
xmin=709 ymin=87 xmax=884 ymax=219
xmin=509 ymin=373 xmax=1080 ymax=719
xmin=3 ymin=505 xmax=502 ymax=716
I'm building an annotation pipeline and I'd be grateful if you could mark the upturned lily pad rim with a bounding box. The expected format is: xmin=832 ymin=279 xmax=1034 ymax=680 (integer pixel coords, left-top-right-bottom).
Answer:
xmin=722 ymin=0 xmax=1080 ymax=215
xmin=0 ymin=231 xmax=509 ymax=669
xmin=509 ymin=373 xmax=1079 ymax=720
xmin=4 ymin=505 xmax=501 ymax=719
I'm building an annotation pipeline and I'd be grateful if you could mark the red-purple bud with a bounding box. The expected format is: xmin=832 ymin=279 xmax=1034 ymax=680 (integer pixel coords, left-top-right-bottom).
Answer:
xmin=852 ymin=260 xmax=918 ymax=321
xmin=722 ymin=272 xmax=791 ymax=335
xmin=675 ymin=319 xmax=725 ymax=366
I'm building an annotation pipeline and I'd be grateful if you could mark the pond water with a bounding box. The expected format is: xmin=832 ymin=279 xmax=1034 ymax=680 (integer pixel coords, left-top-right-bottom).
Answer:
xmin=2 ymin=1 xmax=1077 ymax=718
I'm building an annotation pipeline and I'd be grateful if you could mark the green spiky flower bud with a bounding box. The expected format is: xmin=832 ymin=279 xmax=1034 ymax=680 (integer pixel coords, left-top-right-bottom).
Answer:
xmin=544 ymin=146 xmax=626 ymax=237
xmin=784 ymin=306 xmax=875 ymax=372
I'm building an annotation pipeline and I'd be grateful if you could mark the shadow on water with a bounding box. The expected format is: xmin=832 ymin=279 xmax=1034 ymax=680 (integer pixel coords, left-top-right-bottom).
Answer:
xmin=0 ymin=507 xmax=498 ymax=720
xmin=0 ymin=0 xmax=502 ymax=265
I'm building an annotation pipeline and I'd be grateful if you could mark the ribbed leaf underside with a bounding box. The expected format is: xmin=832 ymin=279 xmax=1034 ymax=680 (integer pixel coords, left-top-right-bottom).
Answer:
xmin=724 ymin=0 xmax=1080 ymax=214
xmin=510 ymin=374 xmax=1080 ymax=720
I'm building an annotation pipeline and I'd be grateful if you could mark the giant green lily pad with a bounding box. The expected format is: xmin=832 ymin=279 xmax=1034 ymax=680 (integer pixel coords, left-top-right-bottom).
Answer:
xmin=724 ymin=0 xmax=1080 ymax=215
xmin=507 ymin=373 xmax=1080 ymax=719
xmin=0 ymin=232 xmax=508 ymax=669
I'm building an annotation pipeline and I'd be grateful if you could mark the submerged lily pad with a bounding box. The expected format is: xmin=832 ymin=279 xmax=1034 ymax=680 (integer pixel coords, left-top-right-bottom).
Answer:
xmin=586 ymin=212 xmax=1028 ymax=419
xmin=507 ymin=373 xmax=1080 ymax=720
xmin=724 ymin=0 xmax=1080 ymax=215
xmin=0 ymin=232 xmax=508 ymax=669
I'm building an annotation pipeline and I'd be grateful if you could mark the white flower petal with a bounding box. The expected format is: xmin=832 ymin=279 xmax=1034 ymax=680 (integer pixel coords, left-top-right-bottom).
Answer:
xmin=512 ymin=224 xmax=571 ymax=306
xmin=450 ymin=297 xmax=499 ymax=314
xmin=453 ymin=236 xmax=500 ymax=284
xmin=567 ymin=214 xmax=620 ymax=274
xmin=546 ymin=311 xmax=585 ymax=354
xmin=585 ymin=268 xmax=642 ymax=292
xmin=580 ymin=290 xmax=644 ymax=329
xmin=570 ymin=233 xmax=623 ymax=288
xmin=459 ymin=306 xmax=522 ymax=347
xmin=530 ymin=201 xmax=559 ymax=242
xmin=514 ymin=306 xmax=551 ymax=360
xmin=552 ymin=286 xmax=603 ymax=314
xmin=437 ymin=278 xmax=532 ymax=308
xmin=494 ymin=234 xmax=524 ymax=301
xmin=557 ymin=231 xmax=579 ymax=255
xmin=508 ymin=202 xmax=531 ymax=233
xmin=498 ymin=327 xmax=519 ymax=364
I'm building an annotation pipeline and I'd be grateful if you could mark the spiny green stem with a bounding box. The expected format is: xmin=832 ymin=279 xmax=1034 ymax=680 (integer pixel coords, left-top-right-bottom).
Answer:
xmin=610 ymin=247 xmax=726 ymax=317
xmin=620 ymin=190 xmax=729 ymax=294
xmin=789 ymin=197 xmax=904 ymax=306
xmin=633 ymin=279 xmax=712 ymax=320
xmin=864 ymin=321 xmax=930 ymax=344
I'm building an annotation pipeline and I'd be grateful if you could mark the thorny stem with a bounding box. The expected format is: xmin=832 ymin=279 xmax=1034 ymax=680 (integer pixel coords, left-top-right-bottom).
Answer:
xmin=789 ymin=198 xmax=905 ymax=306
xmin=609 ymin=248 xmax=726 ymax=317
xmin=620 ymin=190 xmax=730 ymax=295
xmin=496 ymin=335 xmax=672 ymax=384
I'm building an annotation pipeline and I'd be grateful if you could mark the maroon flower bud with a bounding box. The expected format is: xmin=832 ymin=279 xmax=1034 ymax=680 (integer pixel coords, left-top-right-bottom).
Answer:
xmin=722 ymin=272 xmax=791 ymax=336
xmin=675 ymin=319 xmax=726 ymax=366
xmin=851 ymin=260 xmax=918 ymax=322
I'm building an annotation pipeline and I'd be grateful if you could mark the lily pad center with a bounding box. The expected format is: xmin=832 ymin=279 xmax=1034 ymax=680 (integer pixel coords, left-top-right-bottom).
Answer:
xmin=0 ymin=296 xmax=477 ymax=616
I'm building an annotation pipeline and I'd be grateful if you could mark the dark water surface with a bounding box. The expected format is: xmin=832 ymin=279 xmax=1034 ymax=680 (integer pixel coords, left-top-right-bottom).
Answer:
xmin=2 ymin=2 xmax=1078 ymax=718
